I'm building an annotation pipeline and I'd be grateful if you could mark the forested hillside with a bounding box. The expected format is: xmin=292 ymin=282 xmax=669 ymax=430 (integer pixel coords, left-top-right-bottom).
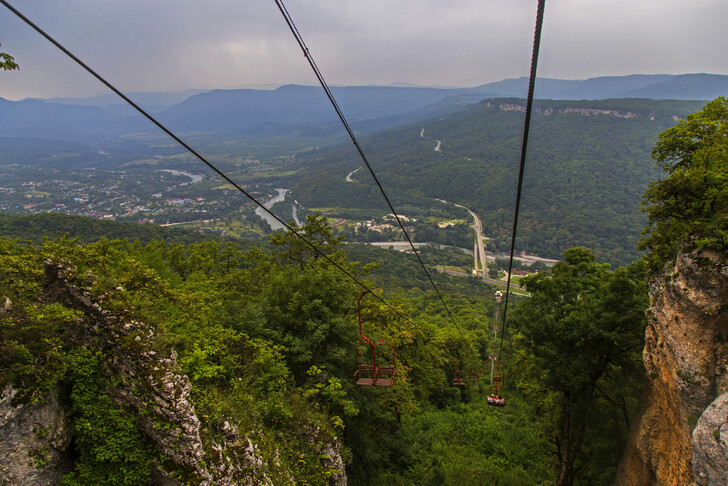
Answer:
xmin=292 ymin=98 xmax=705 ymax=266
xmin=0 ymin=213 xmax=648 ymax=485
xmin=0 ymin=213 xmax=245 ymax=246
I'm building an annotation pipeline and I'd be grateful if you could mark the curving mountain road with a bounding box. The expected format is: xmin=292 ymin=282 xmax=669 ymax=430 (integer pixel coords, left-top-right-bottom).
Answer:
xmin=345 ymin=167 xmax=361 ymax=182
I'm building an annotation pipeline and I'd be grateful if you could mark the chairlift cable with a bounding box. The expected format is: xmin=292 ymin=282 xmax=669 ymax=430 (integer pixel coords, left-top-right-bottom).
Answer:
xmin=497 ymin=0 xmax=546 ymax=359
xmin=273 ymin=0 xmax=466 ymax=340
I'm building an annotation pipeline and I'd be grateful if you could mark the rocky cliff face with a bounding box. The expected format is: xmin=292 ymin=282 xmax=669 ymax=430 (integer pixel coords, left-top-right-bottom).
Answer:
xmin=616 ymin=250 xmax=728 ymax=485
xmin=0 ymin=261 xmax=347 ymax=485
xmin=0 ymin=386 xmax=71 ymax=484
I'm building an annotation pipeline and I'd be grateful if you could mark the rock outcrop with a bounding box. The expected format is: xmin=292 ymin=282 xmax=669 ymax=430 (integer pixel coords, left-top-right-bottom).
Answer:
xmin=693 ymin=393 xmax=728 ymax=484
xmin=0 ymin=386 xmax=71 ymax=485
xmin=616 ymin=250 xmax=728 ymax=485
xmin=42 ymin=260 xmax=222 ymax=483
xmin=0 ymin=260 xmax=347 ymax=485
xmin=483 ymin=101 xmax=639 ymax=119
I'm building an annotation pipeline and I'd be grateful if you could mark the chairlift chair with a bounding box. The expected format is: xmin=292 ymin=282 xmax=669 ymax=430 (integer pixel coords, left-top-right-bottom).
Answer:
xmin=372 ymin=339 xmax=395 ymax=386
xmin=354 ymin=290 xmax=396 ymax=386
xmin=488 ymin=365 xmax=506 ymax=407
xmin=354 ymin=341 xmax=377 ymax=386
xmin=491 ymin=367 xmax=504 ymax=394
xmin=452 ymin=361 xmax=466 ymax=386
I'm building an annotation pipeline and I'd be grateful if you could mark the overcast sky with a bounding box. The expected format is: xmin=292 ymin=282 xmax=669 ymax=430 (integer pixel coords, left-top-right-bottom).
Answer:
xmin=1 ymin=0 xmax=727 ymax=101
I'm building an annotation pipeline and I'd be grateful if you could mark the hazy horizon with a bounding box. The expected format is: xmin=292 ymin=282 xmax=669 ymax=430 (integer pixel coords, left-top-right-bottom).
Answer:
xmin=3 ymin=72 xmax=725 ymax=105
xmin=2 ymin=0 xmax=727 ymax=101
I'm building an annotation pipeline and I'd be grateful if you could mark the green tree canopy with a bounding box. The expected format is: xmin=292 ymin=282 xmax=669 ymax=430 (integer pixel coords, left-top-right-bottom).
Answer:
xmin=640 ymin=96 xmax=728 ymax=272
xmin=510 ymin=248 xmax=648 ymax=485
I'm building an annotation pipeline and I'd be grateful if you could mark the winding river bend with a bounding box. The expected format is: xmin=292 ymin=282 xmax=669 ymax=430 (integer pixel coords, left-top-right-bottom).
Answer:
xmin=158 ymin=169 xmax=204 ymax=185
xmin=254 ymin=188 xmax=302 ymax=230
xmin=255 ymin=188 xmax=288 ymax=231
xmin=291 ymin=204 xmax=301 ymax=226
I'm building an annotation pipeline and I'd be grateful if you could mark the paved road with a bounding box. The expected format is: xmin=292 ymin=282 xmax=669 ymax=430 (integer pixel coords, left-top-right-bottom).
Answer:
xmin=366 ymin=241 xmax=429 ymax=251
xmin=436 ymin=199 xmax=487 ymax=278
xmin=452 ymin=202 xmax=488 ymax=280
xmin=345 ymin=167 xmax=361 ymax=182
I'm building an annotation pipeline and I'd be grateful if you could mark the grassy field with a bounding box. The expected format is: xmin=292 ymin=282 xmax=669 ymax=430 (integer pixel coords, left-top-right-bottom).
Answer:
xmin=173 ymin=215 xmax=269 ymax=239
xmin=435 ymin=265 xmax=470 ymax=274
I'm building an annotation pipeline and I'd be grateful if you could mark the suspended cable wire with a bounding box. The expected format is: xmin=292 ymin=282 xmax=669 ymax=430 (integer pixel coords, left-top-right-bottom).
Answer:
xmin=273 ymin=0 xmax=466 ymax=339
xmin=0 ymin=0 xmax=421 ymax=329
xmin=497 ymin=0 xmax=546 ymax=359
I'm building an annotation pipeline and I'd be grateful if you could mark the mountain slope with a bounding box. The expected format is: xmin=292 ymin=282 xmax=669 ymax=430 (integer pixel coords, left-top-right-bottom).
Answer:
xmin=618 ymin=73 xmax=728 ymax=100
xmin=468 ymin=74 xmax=673 ymax=100
xmin=155 ymin=84 xmax=455 ymax=133
xmin=0 ymin=97 xmax=146 ymax=142
xmin=291 ymin=98 xmax=707 ymax=266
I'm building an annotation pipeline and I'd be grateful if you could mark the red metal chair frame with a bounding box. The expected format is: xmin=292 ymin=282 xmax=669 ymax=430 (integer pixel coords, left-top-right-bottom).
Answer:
xmin=354 ymin=290 xmax=396 ymax=386
xmin=488 ymin=365 xmax=506 ymax=407
xmin=452 ymin=360 xmax=466 ymax=386
xmin=491 ymin=365 xmax=505 ymax=394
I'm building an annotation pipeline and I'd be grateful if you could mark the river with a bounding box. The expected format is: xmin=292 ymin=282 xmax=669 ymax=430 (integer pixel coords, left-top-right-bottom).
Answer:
xmin=255 ymin=188 xmax=289 ymax=231
xmin=158 ymin=169 xmax=204 ymax=185
xmin=291 ymin=203 xmax=301 ymax=226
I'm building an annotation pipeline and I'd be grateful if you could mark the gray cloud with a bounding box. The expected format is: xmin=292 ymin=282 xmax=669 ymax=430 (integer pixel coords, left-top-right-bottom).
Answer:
xmin=1 ymin=0 xmax=726 ymax=100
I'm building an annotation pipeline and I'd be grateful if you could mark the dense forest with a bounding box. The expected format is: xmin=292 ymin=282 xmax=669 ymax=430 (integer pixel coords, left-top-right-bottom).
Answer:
xmin=2 ymin=213 xmax=647 ymax=485
xmin=0 ymin=213 xmax=242 ymax=246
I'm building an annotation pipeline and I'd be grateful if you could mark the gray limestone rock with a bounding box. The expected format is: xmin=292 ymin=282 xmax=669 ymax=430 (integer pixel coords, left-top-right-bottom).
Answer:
xmin=0 ymin=386 xmax=71 ymax=485
xmin=0 ymin=260 xmax=348 ymax=485
xmin=693 ymin=393 xmax=728 ymax=485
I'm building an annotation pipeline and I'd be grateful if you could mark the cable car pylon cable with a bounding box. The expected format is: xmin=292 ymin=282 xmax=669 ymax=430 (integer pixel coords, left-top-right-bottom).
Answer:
xmin=0 ymin=0 xmax=420 ymax=330
xmin=273 ymin=0 xmax=466 ymax=340
xmin=497 ymin=0 xmax=546 ymax=360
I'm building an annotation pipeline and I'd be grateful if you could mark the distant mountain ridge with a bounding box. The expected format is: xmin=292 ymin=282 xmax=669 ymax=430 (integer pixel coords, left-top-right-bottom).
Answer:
xmin=34 ymin=89 xmax=208 ymax=108
xmin=0 ymin=97 xmax=143 ymax=143
xmin=467 ymin=73 xmax=728 ymax=100
xmin=1 ymin=74 xmax=725 ymax=142
xmin=155 ymin=84 xmax=453 ymax=133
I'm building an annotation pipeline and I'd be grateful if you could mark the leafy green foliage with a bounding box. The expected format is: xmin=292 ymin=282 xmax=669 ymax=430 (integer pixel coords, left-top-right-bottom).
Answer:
xmin=269 ymin=212 xmax=346 ymax=268
xmin=510 ymin=248 xmax=648 ymax=485
xmin=413 ymin=221 xmax=472 ymax=248
xmin=0 ymin=212 xmax=259 ymax=247
xmin=0 ymin=212 xmax=650 ymax=485
xmin=60 ymin=348 xmax=158 ymax=486
xmin=391 ymin=398 xmax=552 ymax=486
xmin=0 ymin=240 xmax=71 ymax=403
xmin=0 ymin=234 xmax=344 ymax=483
xmin=0 ymin=50 xmax=18 ymax=71
xmin=0 ymin=301 xmax=73 ymax=404
xmin=640 ymin=97 xmax=728 ymax=272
